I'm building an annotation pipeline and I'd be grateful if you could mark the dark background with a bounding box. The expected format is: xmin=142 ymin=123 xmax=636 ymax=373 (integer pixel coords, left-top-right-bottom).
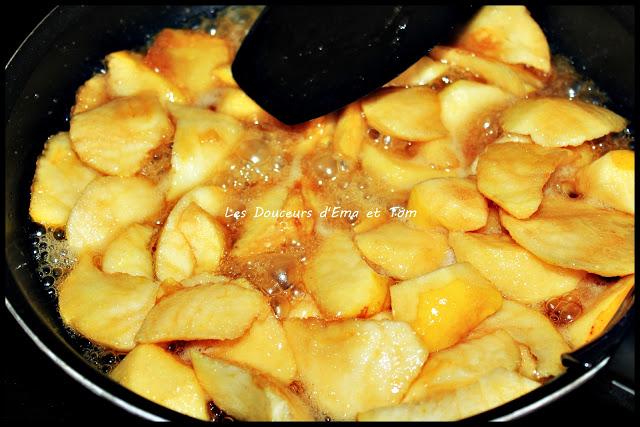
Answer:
xmin=3 ymin=4 xmax=636 ymax=423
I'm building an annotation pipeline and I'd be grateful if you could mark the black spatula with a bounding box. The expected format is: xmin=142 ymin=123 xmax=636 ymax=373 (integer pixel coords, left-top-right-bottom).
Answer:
xmin=231 ymin=5 xmax=477 ymax=125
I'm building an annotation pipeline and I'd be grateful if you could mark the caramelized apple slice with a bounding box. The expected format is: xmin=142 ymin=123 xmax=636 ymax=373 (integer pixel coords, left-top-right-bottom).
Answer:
xmin=477 ymin=142 xmax=570 ymax=219
xmin=303 ymin=230 xmax=390 ymax=318
xmin=449 ymin=232 xmax=584 ymax=303
xmin=413 ymin=137 xmax=463 ymax=170
xmin=66 ymin=176 xmax=163 ymax=254
xmin=391 ymin=263 xmax=502 ymax=352
xmin=110 ymin=344 xmax=209 ymax=420
xmin=501 ymin=98 xmax=627 ymax=147
xmin=470 ymin=300 xmax=570 ymax=378
xmin=216 ymin=88 xmax=276 ymax=124
xmin=177 ymin=203 xmax=228 ymax=275
xmin=361 ymin=87 xmax=447 ymax=143
xmin=29 ymin=132 xmax=99 ymax=228
xmin=386 ymin=56 xmax=449 ymax=87
xmin=102 ymin=223 xmax=154 ymax=279
xmin=136 ymin=283 xmax=267 ymax=343
xmin=190 ymin=352 xmax=314 ymax=421
xmin=358 ymin=368 xmax=539 ymax=421
xmin=355 ymin=221 xmax=450 ymax=280
xmin=283 ymin=318 xmax=427 ymax=420
xmin=167 ymin=104 xmax=245 ymax=200
xmin=576 ymin=150 xmax=634 ymax=214
xmin=457 ymin=6 xmax=551 ymax=72
xmin=404 ymin=330 xmax=522 ymax=402
xmin=287 ymin=293 xmax=322 ymax=319
xmin=333 ymin=102 xmax=366 ymax=160
xmin=72 ymin=73 xmax=110 ymax=115
xmin=58 ymin=256 xmax=158 ymax=351
xmin=105 ymin=51 xmax=187 ymax=103
xmin=407 ymin=177 xmax=488 ymax=231
xmin=500 ymin=195 xmax=634 ymax=276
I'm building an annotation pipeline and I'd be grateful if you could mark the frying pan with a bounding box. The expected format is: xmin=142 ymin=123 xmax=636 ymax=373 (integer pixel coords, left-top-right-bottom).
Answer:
xmin=4 ymin=5 xmax=635 ymax=421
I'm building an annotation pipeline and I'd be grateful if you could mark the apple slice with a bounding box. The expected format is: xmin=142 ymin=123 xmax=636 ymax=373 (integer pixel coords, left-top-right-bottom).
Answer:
xmin=391 ymin=263 xmax=502 ymax=352
xmin=102 ymin=223 xmax=154 ymax=279
xmin=501 ymin=98 xmax=627 ymax=148
xmin=190 ymin=352 xmax=314 ymax=421
xmin=449 ymin=232 xmax=584 ymax=303
xmin=29 ymin=132 xmax=99 ymax=228
xmin=136 ymin=282 xmax=267 ymax=343
xmin=283 ymin=318 xmax=427 ymax=420
xmin=177 ymin=203 xmax=228 ymax=275
xmin=333 ymin=102 xmax=366 ymax=160
xmin=385 ymin=56 xmax=449 ymax=87
xmin=72 ymin=73 xmax=110 ymax=115
xmin=66 ymin=176 xmax=164 ymax=254
xmin=413 ymin=137 xmax=463 ymax=170
xmin=576 ymin=150 xmax=634 ymax=214
xmin=58 ymin=256 xmax=158 ymax=351
xmin=110 ymin=344 xmax=209 ymax=420
xmin=303 ymin=230 xmax=390 ymax=318
xmin=215 ymin=87 xmax=277 ymax=124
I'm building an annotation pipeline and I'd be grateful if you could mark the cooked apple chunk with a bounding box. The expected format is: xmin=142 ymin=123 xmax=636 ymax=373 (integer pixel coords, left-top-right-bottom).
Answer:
xmin=72 ymin=73 xmax=110 ymax=115
xmin=403 ymin=330 xmax=522 ymax=402
xmin=29 ymin=132 xmax=99 ymax=228
xmin=358 ymin=368 xmax=539 ymax=421
xmin=110 ymin=344 xmax=209 ymax=420
xmin=500 ymin=195 xmax=634 ymax=277
xmin=564 ymin=275 xmax=634 ymax=349
xmin=449 ymin=232 xmax=583 ymax=303
xmin=105 ymin=51 xmax=187 ymax=103
xmin=102 ymin=223 xmax=154 ymax=279
xmin=391 ymin=263 xmax=502 ymax=352
xmin=66 ymin=176 xmax=163 ymax=254
xmin=303 ymin=230 xmax=390 ymax=318
xmin=58 ymin=256 xmax=159 ymax=351
xmin=145 ymin=29 xmax=231 ymax=99
xmin=477 ymin=142 xmax=570 ymax=219
xmin=413 ymin=137 xmax=463 ymax=170
xmin=177 ymin=203 xmax=227 ymax=275
xmin=333 ymin=102 xmax=366 ymax=160
xmin=283 ymin=318 xmax=427 ymax=420
xmin=355 ymin=221 xmax=450 ymax=280
xmin=407 ymin=177 xmax=488 ymax=231
xmin=70 ymin=95 xmax=173 ymax=176
xmin=166 ymin=104 xmax=245 ymax=200
xmin=190 ymin=352 xmax=314 ymax=421
xmin=216 ymin=88 xmax=276 ymax=124
xmin=136 ymin=283 xmax=266 ymax=343
xmin=361 ymin=87 xmax=447 ymax=143
xmin=501 ymin=98 xmax=627 ymax=147
xmin=457 ymin=6 xmax=551 ymax=73
xmin=470 ymin=300 xmax=570 ymax=378
xmin=576 ymin=149 xmax=634 ymax=214
xmin=386 ymin=56 xmax=449 ymax=87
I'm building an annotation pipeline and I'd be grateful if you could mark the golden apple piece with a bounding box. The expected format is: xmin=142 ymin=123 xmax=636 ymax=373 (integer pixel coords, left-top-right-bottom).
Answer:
xmin=287 ymin=294 xmax=322 ymax=319
xmin=66 ymin=176 xmax=163 ymax=254
xmin=449 ymin=232 xmax=584 ymax=304
xmin=202 ymin=313 xmax=297 ymax=383
xmin=303 ymin=230 xmax=390 ymax=318
xmin=407 ymin=177 xmax=488 ymax=231
xmin=413 ymin=137 xmax=463 ymax=170
xmin=110 ymin=344 xmax=209 ymax=420
xmin=430 ymin=46 xmax=542 ymax=96
xmin=166 ymin=104 xmax=245 ymax=200
xmin=180 ymin=273 xmax=254 ymax=290
xmin=500 ymin=195 xmax=634 ymax=277
xmin=470 ymin=300 xmax=570 ymax=378
xmin=70 ymin=95 xmax=174 ymax=176
xmin=355 ymin=221 xmax=450 ymax=280
xmin=283 ymin=318 xmax=427 ymax=420
xmin=155 ymin=186 xmax=227 ymax=282
xmin=216 ymin=88 xmax=276 ymax=124
xmin=360 ymin=143 xmax=457 ymax=193
xmin=576 ymin=150 xmax=634 ymax=214
xmin=477 ymin=142 xmax=570 ymax=219
xmin=136 ymin=282 xmax=267 ymax=343
xmin=404 ymin=330 xmax=522 ymax=402
xmin=385 ymin=56 xmax=450 ymax=87
xmin=357 ymin=368 xmax=539 ymax=421
xmin=102 ymin=223 xmax=154 ymax=279
xmin=190 ymin=352 xmax=314 ymax=421
xmin=563 ymin=275 xmax=634 ymax=349
xmin=501 ymin=98 xmax=627 ymax=147
xmin=391 ymin=263 xmax=502 ymax=352
xmin=145 ymin=29 xmax=231 ymax=99
xmin=212 ymin=64 xmax=237 ymax=87
xmin=105 ymin=50 xmax=187 ymax=103
xmin=333 ymin=102 xmax=366 ymax=160
xmin=177 ymin=203 xmax=227 ymax=275
xmin=457 ymin=6 xmax=551 ymax=72
xmin=361 ymin=87 xmax=447 ymax=143
xmin=58 ymin=256 xmax=159 ymax=351
xmin=29 ymin=132 xmax=99 ymax=228
xmin=72 ymin=73 xmax=110 ymax=115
